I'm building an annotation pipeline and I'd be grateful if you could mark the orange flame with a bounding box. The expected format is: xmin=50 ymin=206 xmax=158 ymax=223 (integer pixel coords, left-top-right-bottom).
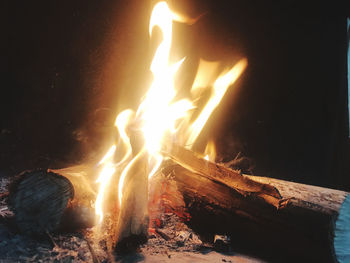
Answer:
xmin=95 ymin=1 xmax=247 ymax=223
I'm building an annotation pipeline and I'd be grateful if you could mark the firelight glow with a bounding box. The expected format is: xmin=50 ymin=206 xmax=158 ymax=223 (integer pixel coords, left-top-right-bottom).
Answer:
xmin=94 ymin=1 xmax=247 ymax=223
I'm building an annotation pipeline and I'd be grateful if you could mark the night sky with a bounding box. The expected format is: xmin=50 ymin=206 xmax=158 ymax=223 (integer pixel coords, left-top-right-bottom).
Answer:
xmin=3 ymin=0 xmax=350 ymax=190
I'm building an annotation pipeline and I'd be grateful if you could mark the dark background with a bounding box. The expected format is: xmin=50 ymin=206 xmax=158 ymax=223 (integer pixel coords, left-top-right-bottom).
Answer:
xmin=3 ymin=0 xmax=350 ymax=190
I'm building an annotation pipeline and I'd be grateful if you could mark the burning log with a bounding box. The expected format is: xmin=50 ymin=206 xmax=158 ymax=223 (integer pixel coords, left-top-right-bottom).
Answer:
xmin=113 ymin=132 xmax=149 ymax=253
xmin=8 ymin=167 xmax=96 ymax=236
xmin=162 ymin=143 xmax=283 ymax=207
xmin=162 ymin=144 xmax=350 ymax=263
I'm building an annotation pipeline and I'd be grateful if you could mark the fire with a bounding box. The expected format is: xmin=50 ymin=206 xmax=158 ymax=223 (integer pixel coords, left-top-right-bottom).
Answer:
xmin=95 ymin=1 xmax=247 ymax=223
xmin=204 ymin=140 xmax=216 ymax=162
xmin=186 ymin=59 xmax=248 ymax=146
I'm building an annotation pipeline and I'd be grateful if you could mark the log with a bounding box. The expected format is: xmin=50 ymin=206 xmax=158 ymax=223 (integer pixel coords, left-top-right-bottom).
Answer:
xmin=8 ymin=167 xmax=96 ymax=236
xmin=161 ymin=145 xmax=350 ymax=263
xmin=51 ymin=165 xmax=97 ymax=231
xmin=113 ymin=131 xmax=149 ymax=253
xmin=8 ymin=169 xmax=74 ymax=235
xmin=162 ymin=143 xmax=284 ymax=207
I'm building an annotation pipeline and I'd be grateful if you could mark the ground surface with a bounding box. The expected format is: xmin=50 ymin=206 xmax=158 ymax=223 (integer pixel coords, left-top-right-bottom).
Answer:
xmin=0 ymin=177 xmax=264 ymax=263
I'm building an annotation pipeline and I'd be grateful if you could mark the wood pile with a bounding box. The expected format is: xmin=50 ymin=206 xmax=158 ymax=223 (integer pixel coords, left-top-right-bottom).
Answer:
xmin=2 ymin=144 xmax=349 ymax=262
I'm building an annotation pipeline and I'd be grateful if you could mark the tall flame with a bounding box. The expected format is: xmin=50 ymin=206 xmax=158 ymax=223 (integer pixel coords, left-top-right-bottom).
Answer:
xmin=95 ymin=1 xmax=247 ymax=223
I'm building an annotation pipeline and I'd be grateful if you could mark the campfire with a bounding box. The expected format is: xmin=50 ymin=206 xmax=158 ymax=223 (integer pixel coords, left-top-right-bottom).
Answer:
xmin=93 ymin=1 xmax=248 ymax=250
xmin=2 ymin=1 xmax=350 ymax=263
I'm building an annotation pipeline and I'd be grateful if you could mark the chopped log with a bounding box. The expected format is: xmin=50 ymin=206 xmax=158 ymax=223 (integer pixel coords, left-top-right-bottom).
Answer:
xmin=250 ymin=175 xmax=350 ymax=263
xmin=8 ymin=169 xmax=74 ymax=235
xmin=113 ymin=131 xmax=149 ymax=253
xmin=50 ymin=165 xmax=97 ymax=231
xmin=162 ymin=143 xmax=284 ymax=207
xmin=163 ymin=160 xmax=350 ymax=263
xmin=8 ymin=167 xmax=96 ymax=236
xmin=51 ymin=165 xmax=97 ymax=208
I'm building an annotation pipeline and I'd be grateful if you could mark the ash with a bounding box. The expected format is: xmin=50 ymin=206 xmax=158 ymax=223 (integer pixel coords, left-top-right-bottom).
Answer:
xmin=145 ymin=213 xmax=205 ymax=253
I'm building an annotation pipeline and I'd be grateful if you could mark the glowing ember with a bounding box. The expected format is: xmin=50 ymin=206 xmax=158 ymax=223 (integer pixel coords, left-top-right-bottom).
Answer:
xmin=95 ymin=1 xmax=247 ymax=223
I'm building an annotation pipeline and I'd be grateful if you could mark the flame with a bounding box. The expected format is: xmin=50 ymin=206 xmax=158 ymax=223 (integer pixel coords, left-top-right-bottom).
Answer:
xmin=186 ymin=58 xmax=248 ymax=146
xmin=95 ymin=145 xmax=116 ymax=223
xmin=191 ymin=59 xmax=220 ymax=94
xmin=94 ymin=1 xmax=247 ymax=223
xmin=94 ymin=110 xmax=134 ymax=223
xmin=141 ymin=1 xmax=192 ymax=156
xmin=204 ymin=140 xmax=216 ymax=162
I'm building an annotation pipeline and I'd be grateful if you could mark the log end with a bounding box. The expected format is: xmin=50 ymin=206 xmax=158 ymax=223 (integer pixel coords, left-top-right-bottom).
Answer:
xmin=8 ymin=169 xmax=74 ymax=236
xmin=334 ymin=194 xmax=350 ymax=263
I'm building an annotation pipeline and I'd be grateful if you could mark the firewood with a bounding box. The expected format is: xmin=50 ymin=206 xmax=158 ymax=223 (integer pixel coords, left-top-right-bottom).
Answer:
xmin=113 ymin=131 xmax=149 ymax=252
xmin=8 ymin=169 xmax=74 ymax=235
xmin=162 ymin=143 xmax=284 ymax=207
xmin=50 ymin=165 xmax=97 ymax=231
xmin=161 ymin=146 xmax=350 ymax=263
xmin=8 ymin=167 xmax=96 ymax=236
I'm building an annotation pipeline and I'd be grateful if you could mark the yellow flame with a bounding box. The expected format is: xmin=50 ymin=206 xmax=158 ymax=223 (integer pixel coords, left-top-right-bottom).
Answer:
xmin=118 ymin=149 xmax=145 ymax=206
xmin=95 ymin=1 xmax=248 ymax=223
xmin=204 ymin=140 xmax=216 ymax=162
xmin=114 ymin=109 xmax=134 ymax=165
xmin=192 ymin=59 xmax=220 ymax=94
xmin=95 ymin=110 xmax=134 ymax=223
xmin=186 ymin=58 xmax=248 ymax=146
xmin=140 ymin=2 xmax=192 ymax=156
xmin=98 ymin=145 xmax=116 ymax=166
xmin=95 ymin=145 xmax=116 ymax=223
